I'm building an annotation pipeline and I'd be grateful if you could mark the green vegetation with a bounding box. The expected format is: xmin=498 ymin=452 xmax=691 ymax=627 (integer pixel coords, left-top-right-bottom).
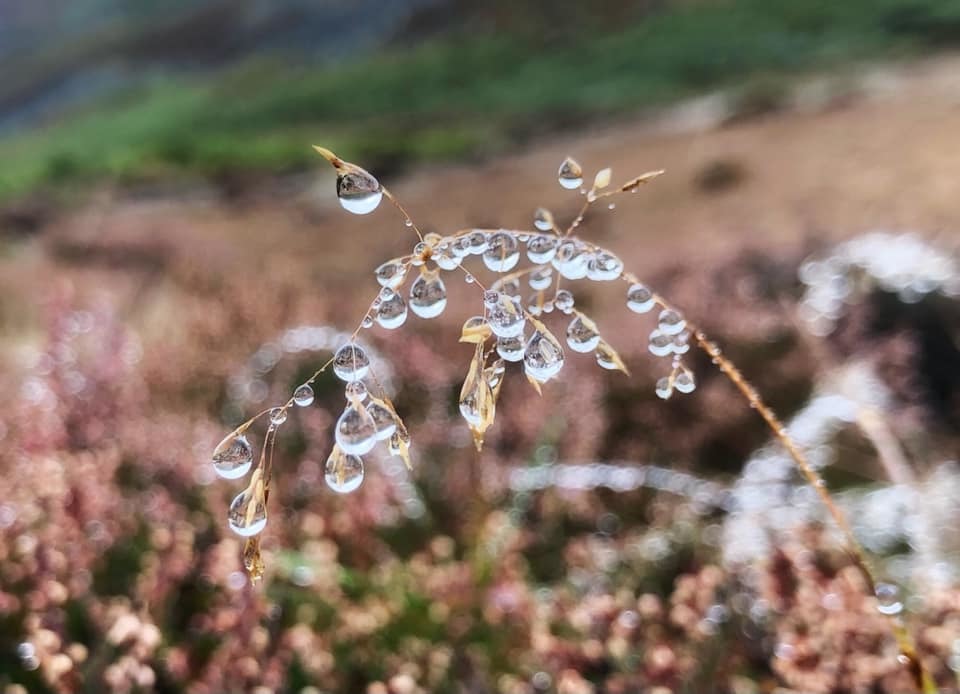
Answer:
xmin=2 ymin=0 xmax=960 ymax=201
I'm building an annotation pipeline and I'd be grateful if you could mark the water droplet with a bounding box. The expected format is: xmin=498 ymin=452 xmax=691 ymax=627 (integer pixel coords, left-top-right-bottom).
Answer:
xmin=434 ymin=246 xmax=461 ymax=270
xmin=524 ymin=329 xmax=565 ymax=382
xmin=553 ymin=240 xmax=589 ymax=279
xmin=485 ymin=359 xmax=506 ymax=390
xmin=674 ymin=371 xmax=696 ymax=394
xmin=655 ymin=377 xmax=673 ymax=400
xmin=228 ymin=483 xmax=268 ymax=537
xmin=293 ymin=384 xmax=315 ymax=407
xmin=388 ymin=428 xmax=411 ymax=456
xmin=212 ymin=433 xmax=254 ymax=480
xmin=410 ymin=271 xmax=447 ymax=318
xmin=499 ymin=277 xmax=521 ymax=296
xmin=529 ymin=265 xmax=554 ymax=290
xmin=451 ymin=236 xmax=471 ymax=257
xmin=586 ymin=251 xmax=623 ymax=281
xmin=374 ymin=260 xmax=408 ymax=289
xmin=497 ymin=335 xmax=526 ymax=362
xmin=337 ymin=168 xmax=382 ymax=215
xmin=368 ymin=399 xmax=398 ymax=440
xmin=658 ymin=309 xmax=686 ymax=336
xmin=325 ymin=448 xmax=365 ymax=493
xmin=626 ymin=283 xmax=655 ymax=313
xmin=483 ymin=232 xmax=521 ymax=272
xmin=376 ymin=292 xmax=408 ymax=329
xmin=542 ymin=300 xmax=555 ymax=313
xmin=345 ymin=380 xmax=368 ymax=401
xmin=464 ymin=273 xmax=475 ymax=284
xmin=335 ymin=400 xmax=378 ymax=455
xmin=488 ymin=294 xmax=526 ymax=338
xmin=648 ymin=330 xmax=673 ymax=357
xmin=468 ymin=231 xmax=489 ymax=255
xmin=527 ymin=235 xmax=559 ymax=264
xmin=269 ymin=407 xmax=288 ymax=425
xmin=333 ymin=344 xmax=370 ymax=382
xmin=361 ymin=315 xmax=374 ymax=329
xmin=484 ymin=290 xmax=500 ymax=307
xmin=404 ymin=219 xmax=413 ymax=227
xmin=413 ymin=241 xmax=429 ymax=258
xmin=554 ymin=289 xmax=575 ymax=313
xmin=566 ymin=315 xmax=600 ymax=353
xmin=875 ymin=583 xmax=904 ymax=615
xmin=608 ymin=203 xmax=616 ymax=210
xmin=595 ymin=342 xmax=620 ymax=370
xmin=534 ymin=208 xmax=555 ymax=231
xmin=558 ymin=156 xmax=584 ymax=190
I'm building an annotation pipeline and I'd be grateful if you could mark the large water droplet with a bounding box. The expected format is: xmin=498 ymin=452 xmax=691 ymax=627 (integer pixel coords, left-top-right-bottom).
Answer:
xmin=658 ymin=309 xmax=686 ymax=336
xmin=626 ymin=283 xmax=655 ymax=313
xmin=269 ymin=407 xmax=288 ymax=425
xmin=293 ymin=384 xmax=315 ymax=407
xmin=587 ymin=251 xmax=623 ymax=281
xmin=524 ymin=329 xmax=565 ymax=382
xmin=434 ymin=245 xmax=461 ymax=271
xmin=488 ymin=294 xmax=526 ymax=338
xmin=648 ymin=330 xmax=673 ymax=357
xmin=409 ymin=271 xmax=447 ymax=318
xmin=368 ymin=399 xmax=398 ymax=440
xmin=483 ymin=232 xmax=520 ymax=272
xmin=228 ymin=483 xmax=268 ymax=537
xmin=212 ymin=433 xmax=254 ymax=480
xmin=333 ymin=344 xmax=370 ymax=382
xmin=566 ymin=315 xmax=600 ymax=353
xmin=337 ymin=169 xmax=382 ymax=215
xmin=497 ymin=335 xmax=526 ymax=362
xmin=553 ymin=241 xmax=589 ymax=280
xmin=558 ymin=157 xmax=584 ymax=190
xmin=534 ymin=208 xmax=555 ymax=232
xmin=335 ymin=400 xmax=378 ymax=455
xmin=527 ymin=235 xmax=559 ymax=265
xmin=375 ymin=260 xmax=408 ymax=289
xmin=376 ymin=292 xmax=408 ymax=329
xmin=468 ymin=231 xmax=489 ymax=255
xmin=325 ymin=447 xmax=365 ymax=494
xmin=529 ymin=265 xmax=554 ymax=290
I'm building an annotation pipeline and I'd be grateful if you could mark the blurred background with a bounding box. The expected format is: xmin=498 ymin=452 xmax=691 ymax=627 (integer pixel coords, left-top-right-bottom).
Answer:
xmin=1 ymin=1 xmax=959 ymax=692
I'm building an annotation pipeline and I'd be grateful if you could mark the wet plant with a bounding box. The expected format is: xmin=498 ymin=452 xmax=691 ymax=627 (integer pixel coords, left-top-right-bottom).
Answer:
xmin=212 ymin=146 xmax=934 ymax=691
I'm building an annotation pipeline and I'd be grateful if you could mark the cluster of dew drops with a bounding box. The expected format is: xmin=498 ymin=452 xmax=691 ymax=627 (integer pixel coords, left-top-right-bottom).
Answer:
xmin=211 ymin=149 xmax=697 ymax=543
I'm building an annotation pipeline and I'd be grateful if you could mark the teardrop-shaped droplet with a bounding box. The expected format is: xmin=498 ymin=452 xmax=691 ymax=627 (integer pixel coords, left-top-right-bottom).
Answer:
xmin=674 ymin=371 xmax=696 ymax=394
xmin=529 ymin=265 xmax=554 ymax=290
xmin=553 ymin=241 xmax=589 ymax=280
xmin=527 ymin=235 xmax=559 ymax=265
xmin=648 ymin=330 xmax=673 ymax=357
xmin=337 ymin=169 xmax=382 ymax=215
xmin=388 ymin=428 xmax=410 ymax=456
xmin=554 ymin=289 xmax=575 ymax=314
xmin=376 ymin=292 xmax=408 ymax=329
xmin=586 ymin=251 xmax=624 ymax=281
xmin=658 ymin=309 xmax=686 ymax=336
xmin=409 ymin=271 xmax=447 ymax=318
xmin=212 ymin=433 xmax=254 ymax=480
xmin=566 ymin=315 xmax=600 ymax=353
xmin=497 ymin=334 xmax=526 ymax=362
xmin=368 ymin=399 xmax=398 ymax=440
xmin=333 ymin=344 xmax=370 ymax=382
xmin=655 ymin=376 xmax=674 ymax=400
xmin=533 ymin=208 xmax=555 ymax=232
xmin=325 ymin=447 xmax=365 ymax=494
xmin=595 ymin=342 xmax=621 ymax=371
xmin=335 ymin=401 xmax=378 ymax=455
xmin=488 ymin=294 xmax=526 ymax=338
xmin=293 ymin=384 xmax=315 ymax=407
xmin=459 ymin=345 xmax=493 ymax=428
xmin=626 ymin=283 xmax=655 ymax=313
xmin=228 ymin=482 xmax=267 ymax=537
xmin=558 ymin=157 xmax=584 ymax=190
xmin=375 ymin=260 xmax=408 ymax=289
xmin=485 ymin=358 xmax=506 ymax=392
xmin=524 ymin=329 xmax=565 ymax=382
xmin=482 ymin=232 xmax=520 ymax=272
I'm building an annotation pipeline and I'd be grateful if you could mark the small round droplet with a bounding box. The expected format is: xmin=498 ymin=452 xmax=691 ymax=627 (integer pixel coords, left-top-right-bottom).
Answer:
xmin=483 ymin=232 xmax=521 ymax=272
xmin=875 ymin=583 xmax=904 ymax=615
xmin=212 ymin=433 xmax=254 ymax=480
xmin=497 ymin=335 xmax=526 ymax=362
xmin=337 ymin=168 xmax=382 ymax=215
xmin=464 ymin=273 xmax=475 ymax=284
xmin=554 ymin=290 xmax=575 ymax=314
xmin=658 ymin=309 xmax=686 ymax=336
xmin=566 ymin=315 xmax=600 ymax=353
xmin=626 ymin=283 xmax=655 ymax=313
xmin=409 ymin=271 xmax=447 ymax=318
xmin=527 ymin=235 xmax=559 ymax=265
xmin=674 ymin=371 xmax=696 ymax=394
xmin=333 ymin=344 xmax=370 ymax=382
xmin=553 ymin=241 xmax=589 ymax=280
xmin=608 ymin=203 xmax=616 ymax=210
xmin=534 ymin=208 xmax=555 ymax=231
xmin=325 ymin=449 xmax=365 ymax=494
xmin=361 ymin=315 xmax=374 ymax=329
xmin=345 ymin=380 xmax=369 ymax=401
xmin=648 ymin=330 xmax=673 ymax=357
xmin=655 ymin=377 xmax=673 ymax=400
xmin=269 ymin=407 xmax=288 ymax=425
xmin=468 ymin=231 xmax=489 ymax=255
xmin=529 ymin=265 xmax=554 ymax=290
xmin=376 ymin=292 xmax=408 ymax=329
xmin=586 ymin=251 xmax=623 ymax=282
xmin=404 ymin=219 xmax=413 ymax=227
xmin=228 ymin=485 xmax=268 ymax=537
xmin=558 ymin=156 xmax=584 ymax=190
xmin=484 ymin=290 xmax=500 ymax=307
xmin=293 ymin=384 xmax=315 ymax=407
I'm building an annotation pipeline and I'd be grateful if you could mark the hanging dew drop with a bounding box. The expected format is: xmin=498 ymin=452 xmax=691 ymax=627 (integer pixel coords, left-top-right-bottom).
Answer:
xmin=586 ymin=251 xmax=624 ymax=281
xmin=488 ymin=294 xmax=526 ymax=338
xmin=325 ymin=448 xmax=365 ymax=493
xmin=674 ymin=371 xmax=696 ymax=394
xmin=529 ymin=265 xmax=553 ymax=291
xmin=533 ymin=208 xmax=555 ymax=231
xmin=345 ymin=380 xmax=369 ymax=401
xmin=293 ymin=384 xmax=315 ymax=407
xmin=658 ymin=309 xmax=686 ymax=336
xmin=409 ymin=271 xmax=447 ymax=318
xmin=527 ymin=235 xmax=559 ymax=264
xmin=468 ymin=231 xmax=489 ymax=255
xmin=482 ymin=232 xmax=520 ymax=272
xmin=376 ymin=292 xmax=408 ymax=329
xmin=333 ymin=344 xmax=371 ymax=382
xmin=655 ymin=377 xmax=674 ymax=400
xmin=649 ymin=330 xmax=674 ymax=357
xmin=595 ymin=342 xmax=620 ymax=370
xmin=368 ymin=399 xmax=398 ymax=440
xmin=337 ymin=169 xmax=383 ymax=215
xmin=374 ymin=260 xmax=408 ymax=289
xmin=524 ymin=329 xmax=565 ymax=382
xmin=335 ymin=400 xmax=378 ymax=455
xmin=212 ymin=433 xmax=254 ymax=480
xmin=553 ymin=241 xmax=589 ymax=280
xmin=497 ymin=335 xmax=526 ymax=362
xmin=434 ymin=246 xmax=461 ymax=270
xmin=269 ymin=407 xmax=288 ymax=425
xmin=566 ymin=315 xmax=600 ymax=353
xmin=875 ymin=583 xmax=904 ymax=615
xmin=558 ymin=156 xmax=584 ymax=190
xmin=554 ymin=290 xmax=575 ymax=314
xmin=626 ymin=283 xmax=655 ymax=313
xmin=228 ymin=483 xmax=268 ymax=537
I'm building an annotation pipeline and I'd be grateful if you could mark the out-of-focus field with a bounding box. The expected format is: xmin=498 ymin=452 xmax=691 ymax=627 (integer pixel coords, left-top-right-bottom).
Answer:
xmin=0 ymin=48 xmax=958 ymax=694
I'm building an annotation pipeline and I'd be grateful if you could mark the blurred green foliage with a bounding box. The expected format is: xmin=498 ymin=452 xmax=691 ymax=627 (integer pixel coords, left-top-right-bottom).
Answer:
xmin=2 ymin=0 xmax=960 ymax=201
